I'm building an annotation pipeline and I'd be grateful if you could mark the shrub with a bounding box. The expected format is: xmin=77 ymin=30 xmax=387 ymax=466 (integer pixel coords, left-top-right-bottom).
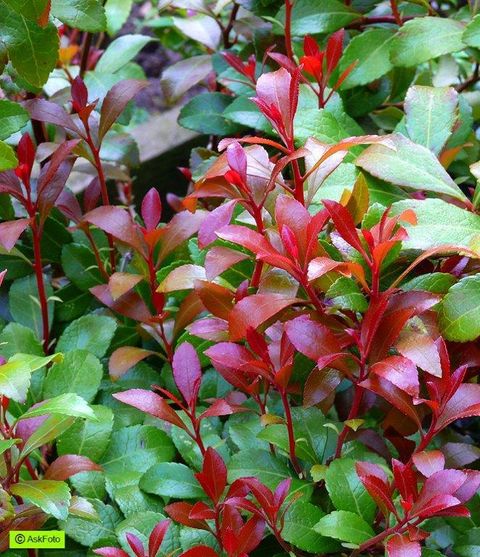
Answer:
xmin=1 ymin=1 xmax=480 ymax=556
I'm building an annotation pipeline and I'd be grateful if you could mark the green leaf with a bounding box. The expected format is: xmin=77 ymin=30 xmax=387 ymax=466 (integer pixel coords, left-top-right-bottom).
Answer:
xmin=295 ymin=108 xmax=362 ymax=146
xmin=160 ymin=55 xmax=213 ymax=103
xmin=404 ymin=86 xmax=458 ymax=154
xmin=223 ymin=95 xmax=271 ymax=133
xmin=19 ymin=393 xmax=96 ymax=420
xmin=116 ymin=511 xmax=179 ymax=556
xmin=61 ymin=243 xmax=104 ymax=291
xmin=57 ymin=405 xmax=113 ymax=461
xmin=56 ymin=315 xmax=117 ymax=358
xmin=178 ymin=92 xmax=243 ymax=135
xmin=390 ymin=17 xmax=465 ymax=67
xmin=401 ymin=273 xmax=456 ymax=294
xmin=105 ymin=471 xmax=163 ymax=516
xmin=314 ymin=510 xmax=375 ymax=545
xmin=51 ymin=0 xmax=106 ymax=32
xmin=0 ymin=438 xmax=20 ymax=456
xmin=21 ymin=415 xmax=76 ymax=456
xmin=0 ymin=2 xmax=59 ymax=87
xmin=282 ymin=501 xmax=340 ymax=553
xmin=0 ymin=352 xmax=62 ymax=402
xmin=0 ymin=100 xmax=29 ymax=140
xmin=338 ymin=28 xmax=395 ymax=90
xmin=0 ymin=141 xmax=18 ymax=171
xmin=11 ymin=480 xmax=71 ymax=520
xmin=325 ymin=458 xmax=376 ymax=523
xmin=140 ymin=462 xmax=204 ymax=499
xmin=43 ymin=350 xmax=103 ymax=403
xmin=463 ymin=15 xmax=480 ymax=48
xmin=2 ymin=0 xmax=48 ymax=20
xmin=438 ymin=275 xmax=480 ymax=342
xmin=101 ymin=425 xmax=175 ymax=475
xmin=275 ymin=0 xmax=359 ymax=36
xmin=453 ymin=528 xmax=480 ymax=557
xmin=356 ymin=134 xmax=468 ymax=202
xmin=0 ymin=322 xmax=43 ymax=359
xmin=9 ymin=274 xmax=54 ymax=338
xmin=326 ymin=277 xmax=368 ymax=312
xmin=62 ymin=500 xmax=121 ymax=547
xmin=105 ymin=0 xmax=133 ymax=36
xmin=96 ymin=34 xmax=152 ymax=74
xmin=391 ymin=199 xmax=480 ymax=251
xmin=228 ymin=449 xmax=313 ymax=501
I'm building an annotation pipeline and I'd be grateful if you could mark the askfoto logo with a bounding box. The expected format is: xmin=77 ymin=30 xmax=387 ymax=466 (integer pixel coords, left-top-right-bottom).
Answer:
xmin=9 ymin=530 xmax=65 ymax=549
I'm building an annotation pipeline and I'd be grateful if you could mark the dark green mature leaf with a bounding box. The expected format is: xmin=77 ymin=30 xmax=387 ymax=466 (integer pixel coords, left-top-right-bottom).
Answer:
xmin=339 ymin=28 xmax=395 ymax=90
xmin=326 ymin=277 xmax=368 ymax=312
xmin=57 ymin=405 xmax=114 ymax=461
xmin=223 ymin=96 xmax=271 ymax=133
xmin=140 ymin=462 xmax=204 ymax=499
xmin=0 ymin=322 xmax=43 ymax=359
xmin=51 ymin=0 xmax=106 ymax=32
xmin=438 ymin=275 xmax=480 ymax=342
xmin=392 ymin=199 xmax=480 ymax=251
xmin=282 ymin=501 xmax=340 ymax=553
xmin=453 ymin=528 xmax=480 ymax=557
xmin=62 ymin=500 xmax=121 ymax=547
xmin=404 ymin=86 xmax=458 ymax=154
xmin=11 ymin=480 xmax=71 ymax=520
xmin=105 ymin=471 xmax=163 ymax=516
xmin=56 ymin=315 xmax=117 ymax=358
xmin=295 ymin=108 xmax=362 ymax=146
xmin=325 ymin=458 xmax=376 ymax=523
xmin=179 ymin=92 xmax=243 ymax=135
xmin=275 ymin=0 xmax=359 ymax=36
xmin=0 ymin=1 xmax=59 ymax=87
xmin=3 ymin=0 xmax=48 ymax=20
xmin=0 ymin=100 xmax=29 ymax=140
xmin=0 ymin=141 xmax=18 ymax=171
xmin=61 ymin=243 xmax=104 ymax=291
xmin=22 ymin=415 xmax=76 ymax=456
xmin=43 ymin=349 xmax=103 ymax=402
xmin=356 ymin=134 xmax=468 ymax=202
xmin=314 ymin=510 xmax=375 ymax=545
xmin=390 ymin=17 xmax=465 ymax=67
xmin=463 ymin=15 xmax=480 ymax=48
xmin=401 ymin=273 xmax=456 ymax=294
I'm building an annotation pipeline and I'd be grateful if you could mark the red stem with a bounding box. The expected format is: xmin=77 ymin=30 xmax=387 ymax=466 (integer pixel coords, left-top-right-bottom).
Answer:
xmin=284 ymin=0 xmax=294 ymax=61
xmin=280 ymin=389 xmax=302 ymax=475
xmin=390 ymin=0 xmax=403 ymax=25
xmin=31 ymin=220 xmax=50 ymax=353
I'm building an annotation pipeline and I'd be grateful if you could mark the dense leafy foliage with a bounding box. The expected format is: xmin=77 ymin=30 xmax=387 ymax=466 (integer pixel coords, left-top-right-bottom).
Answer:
xmin=1 ymin=1 xmax=480 ymax=556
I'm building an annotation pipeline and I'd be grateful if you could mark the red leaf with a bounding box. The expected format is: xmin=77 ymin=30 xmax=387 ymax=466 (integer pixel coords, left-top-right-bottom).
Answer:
xmin=113 ymin=389 xmax=187 ymax=430
xmin=323 ymin=199 xmax=369 ymax=260
xmin=126 ymin=533 xmax=144 ymax=557
xmin=304 ymin=367 xmax=342 ymax=406
xmin=275 ymin=194 xmax=311 ymax=260
xmin=188 ymin=317 xmax=229 ymax=342
xmin=238 ymin=515 xmax=266 ymax=553
xmin=90 ymin=284 xmax=152 ymax=322
xmin=326 ymin=29 xmax=344 ymax=75
xmin=0 ymin=170 xmax=23 ymax=201
xmin=17 ymin=133 xmax=35 ymax=172
xmin=412 ymin=469 xmax=466 ymax=517
xmin=204 ymin=342 xmax=254 ymax=392
xmin=386 ymin=534 xmax=421 ymax=557
xmin=228 ymin=294 xmax=299 ymax=341
xmin=179 ymin=547 xmax=219 ymax=557
xmin=195 ymin=447 xmax=227 ymax=504
xmin=435 ymin=383 xmax=480 ymax=433
xmin=148 ymin=520 xmax=170 ymax=557
xmin=307 ymin=257 xmax=348 ymax=282
xmin=164 ymin=502 xmax=209 ymax=530
xmin=99 ymin=80 xmax=148 ymax=140
xmin=44 ymin=455 xmax=101 ymax=480
xmin=94 ymin=549 xmax=129 ymax=557
xmin=198 ymin=200 xmax=237 ymax=248
xmin=454 ymin=469 xmax=480 ymax=503
xmin=392 ymin=459 xmax=417 ymax=503
xmin=71 ymin=76 xmax=88 ymax=111
xmin=24 ymin=98 xmax=82 ymax=135
xmin=141 ymin=188 xmax=162 ymax=231
xmin=158 ymin=209 xmax=206 ymax=262
xmin=172 ymin=342 xmax=202 ymax=408
xmin=200 ymin=398 xmax=247 ymax=419
xmin=204 ymin=246 xmax=249 ymax=281
xmin=370 ymin=356 xmax=419 ymax=398
xmin=412 ymin=450 xmax=445 ymax=478
xmin=0 ymin=219 xmax=30 ymax=251
xmin=396 ymin=330 xmax=442 ymax=378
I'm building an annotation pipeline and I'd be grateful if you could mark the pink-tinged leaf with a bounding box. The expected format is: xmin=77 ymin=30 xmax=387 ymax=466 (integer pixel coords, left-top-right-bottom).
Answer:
xmin=195 ymin=447 xmax=227 ymax=504
xmin=204 ymin=342 xmax=254 ymax=391
xmin=37 ymin=139 xmax=80 ymax=195
xmin=0 ymin=270 xmax=6 ymax=287
xmin=172 ymin=342 xmax=202 ymax=407
xmin=370 ymin=356 xmax=419 ymax=398
xmin=254 ymin=68 xmax=295 ymax=133
xmin=205 ymin=246 xmax=249 ymax=281
xmin=304 ymin=367 xmax=342 ymax=406
xmin=90 ymin=285 xmax=152 ymax=323
xmin=0 ymin=219 xmax=30 ymax=251
xmin=392 ymin=459 xmax=417 ymax=503
xmin=200 ymin=398 xmax=247 ymax=419
xmin=356 ymin=461 xmax=388 ymax=483
xmin=414 ymin=494 xmax=463 ymax=518
xmin=84 ymin=206 xmax=147 ymax=255
xmin=198 ymin=200 xmax=237 ymax=248
xmin=454 ymin=470 xmax=480 ymax=503
xmin=188 ymin=317 xmax=229 ymax=342
xmin=435 ymin=384 xmax=480 ymax=432
xmin=94 ymin=549 xmax=129 ymax=557
xmin=148 ymin=520 xmax=170 ymax=557
xmin=109 ymin=347 xmax=155 ymax=380
xmin=275 ymin=194 xmax=311 ymax=259
xmin=99 ymin=80 xmax=148 ymax=141
xmin=126 ymin=533 xmax=144 ymax=557
xmin=56 ymin=189 xmax=83 ymax=223
xmin=141 ymin=188 xmax=162 ymax=231
xmin=157 ymin=264 xmax=206 ymax=293
xmin=179 ymin=547 xmax=219 ymax=557
xmin=360 ymin=474 xmax=396 ymax=518
xmin=307 ymin=257 xmax=348 ymax=282
xmin=361 ymin=375 xmax=421 ymax=428
xmin=158 ymin=209 xmax=206 ymax=262
xmin=323 ymin=199 xmax=369 ymax=260
xmin=443 ymin=442 xmax=480 ymax=468
xmin=229 ymin=294 xmax=299 ymax=341
xmin=226 ymin=142 xmax=247 ymax=181
xmin=83 ymin=176 xmax=101 ymax=213
xmin=413 ymin=469 xmax=466 ymax=515
xmin=24 ymin=99 xmax=82 ymax=135
xmin=0 ymin=170 xmax=23 ymax=200
xmin=413 ymin=450 xmax=445 ymax=478
xmin=113 ymin=389 xmax=187 ymax=430
xmin=326 ymin=29 xmax=344 ymax=75
xmin=44 ymin=455 xmax=101 ymax=480
xmin=285 ymin=316 xmax=343 ymax=364
xmin=396 ymin=330 xmax=442 ymax=378
xmin=387 ymin=534 xmax=421 ymax=557
xmin=109 ymin=273 xmax=143 ymax=301
xmin=72 ymin=76 xmax=88 ymax=111
xmin=38 ymin=158 xmax=76 ymax=223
